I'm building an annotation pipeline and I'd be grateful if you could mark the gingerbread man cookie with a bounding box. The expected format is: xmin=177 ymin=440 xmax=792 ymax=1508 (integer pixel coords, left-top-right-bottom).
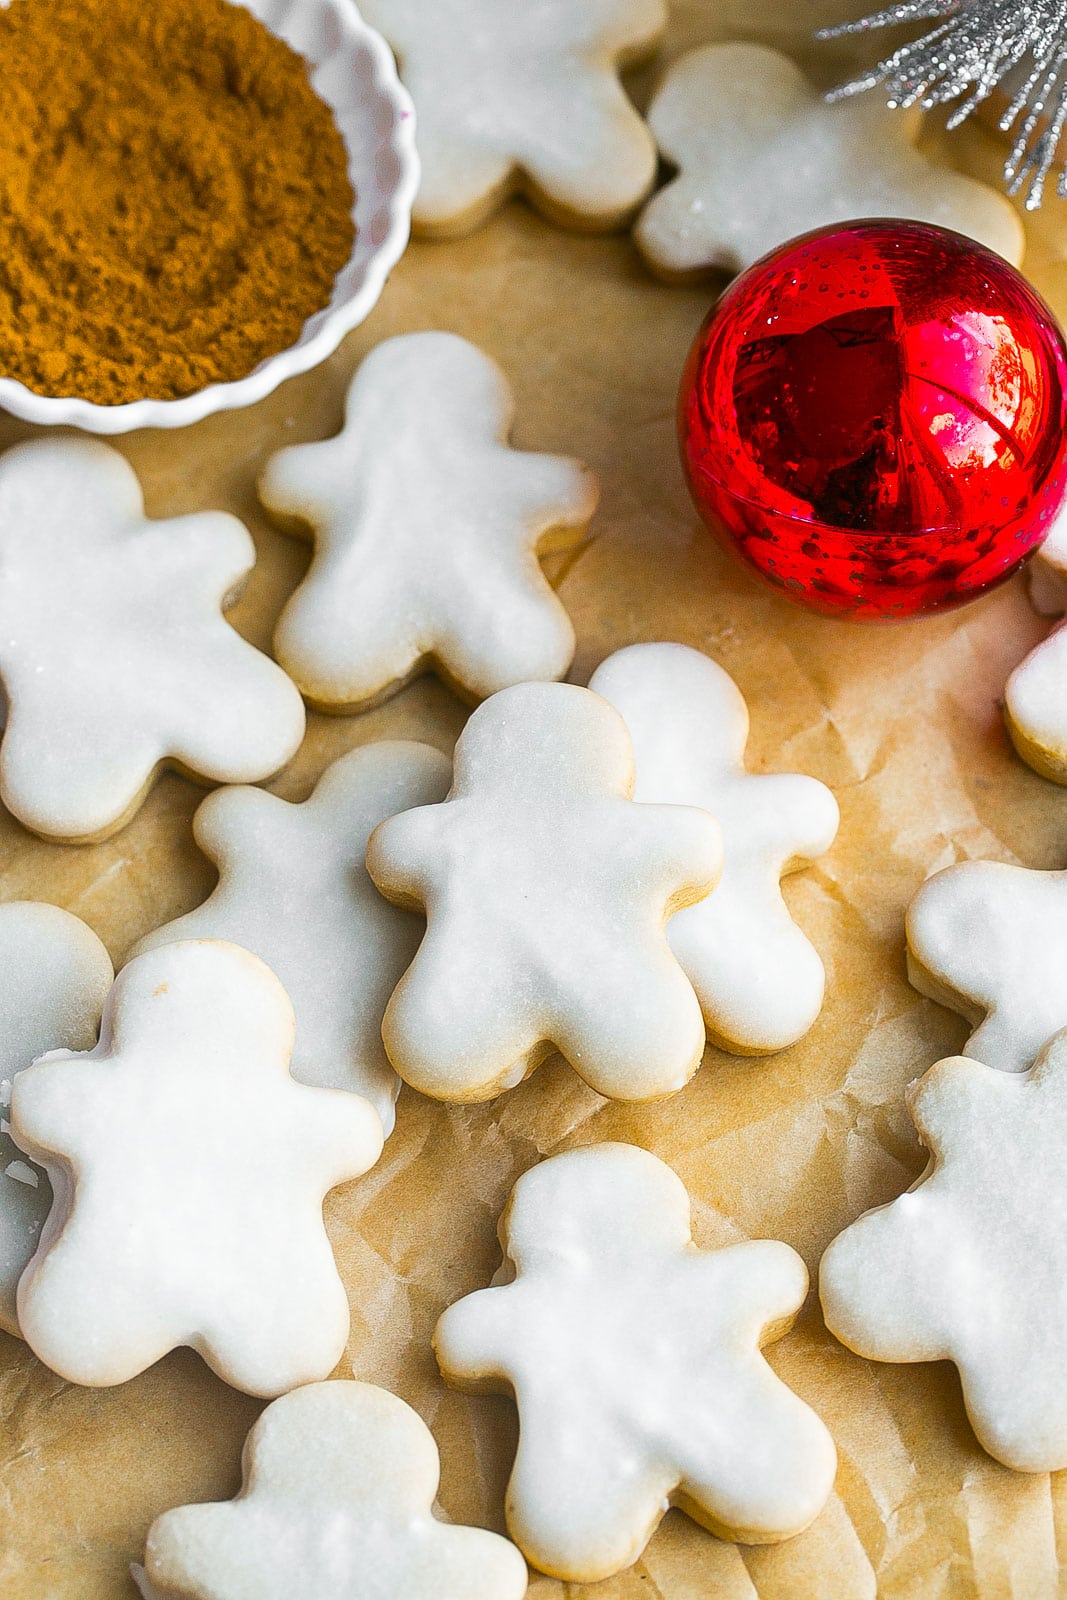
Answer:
xmin=359 ymin=0 xmax=666 ymax=236
xmin=821 ymin=1031 xmax=1067 ymax=1471
xmin=140 ymin=1381 xmax=527 ymax=1600
xmin=11 ymin=940 xmax=382 ymax=1396
xmin=366 ymin=681 xmax=722 ymax=1102
xmin=907 ymin=859 xmax=1067 ymax=1073
xmin=133 ymin=742 xmax=452 ymax=1134
xmin=435 ymin=1144 xmax=837 ymax=1581
xmin=634 ymin=43 xmax=1024 ymax=282
xmin=260 ymin=333 xmax=598 ymax=712
xmin=590 ymin=643 xmax=838 ymax=1053
xmin=0 ymin=439 xmax=305 ymax=842
xmin=0 ymin=902 xmax=113 ymax=1339
xmin=139 ymin=1382 xmax=531 ymax=1593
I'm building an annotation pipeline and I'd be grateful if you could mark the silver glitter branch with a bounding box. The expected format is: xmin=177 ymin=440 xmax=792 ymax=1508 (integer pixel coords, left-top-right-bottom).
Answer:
xmin=818 ymin=0 xmax=1067 ymax=208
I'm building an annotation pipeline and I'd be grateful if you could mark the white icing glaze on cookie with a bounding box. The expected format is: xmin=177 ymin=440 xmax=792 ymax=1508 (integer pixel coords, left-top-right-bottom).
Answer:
xmin=132 ymin=742 xmax=452 ymax=1134
xmin=435 ymin=1144 xmax=837 ymax=1581
xmin=1028 ymin=500 xmax=1067 ymax=616
xmin=12 ymin=940 xmax=382 ymax=1396
xmin=906 ymin=859 xmax=1067 ymax=1074
xmin=589 ymin=643 xmax=838 ymax=1053
xmin=0 ymin=438 xmax=306 ymax=842
xmin=634 ymin=43 xmax=1024 ymax=280
xmin=1009 ymin=500 xmax=1067 ymax=781
xmin=359 ymin=0 xmax=666 ymax=236
xmin=1005 ymin=617 xmax=1067 ymax=783
xmin=366 ymin=681 xmax=722 ymax=1102
xmin=142 ymin=1380 xmax=528 ymax=1600
xmin=0 ymin=903 xmax=113 ymax=1339
xmin=820 ymin=1033 xmax=1067 ymax=1471
xmin=260 ymin=333 xmax=598 ymax=713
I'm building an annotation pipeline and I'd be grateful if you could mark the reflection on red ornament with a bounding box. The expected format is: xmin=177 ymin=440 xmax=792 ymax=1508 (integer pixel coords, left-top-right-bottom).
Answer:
xmin=679 ymin=220 xmax=1067 ymax=618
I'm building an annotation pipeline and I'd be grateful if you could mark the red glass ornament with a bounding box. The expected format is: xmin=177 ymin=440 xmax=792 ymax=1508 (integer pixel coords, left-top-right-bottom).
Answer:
xmin=680 ymin=220 xmax=1067 ymax=618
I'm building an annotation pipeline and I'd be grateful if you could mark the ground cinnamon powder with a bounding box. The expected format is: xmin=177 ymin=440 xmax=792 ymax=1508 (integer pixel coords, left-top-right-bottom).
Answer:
xmin=0 ymin=0 xmax=356 ymax=405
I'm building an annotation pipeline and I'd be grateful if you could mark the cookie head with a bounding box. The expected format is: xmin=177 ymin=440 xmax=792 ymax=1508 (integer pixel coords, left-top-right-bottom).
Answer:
xmin=502 ymin=1142 xmax=692 ymax=1272
xmin=367 ymin=681 xmax=721 ymax=1103
xmin=452 ymin=680 xmax=634 ymax=797
xmin=144 ymin=1380 xmax=528 ymax=1600
xmin=590 ymin=641 xmax=750 ymax=783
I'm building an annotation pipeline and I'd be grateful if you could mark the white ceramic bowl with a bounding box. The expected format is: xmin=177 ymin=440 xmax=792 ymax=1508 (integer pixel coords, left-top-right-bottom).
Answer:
xmin=0 ymin=0 xmax=418 ymax=434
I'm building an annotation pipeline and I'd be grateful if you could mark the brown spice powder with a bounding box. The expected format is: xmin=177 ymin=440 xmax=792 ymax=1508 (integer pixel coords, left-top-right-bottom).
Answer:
xmin=0 ymin=0 xmax=356 ymax=405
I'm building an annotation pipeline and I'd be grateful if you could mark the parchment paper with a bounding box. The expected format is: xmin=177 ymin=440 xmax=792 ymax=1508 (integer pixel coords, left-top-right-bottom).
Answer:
xmin=4 ymin=3 xmax=1067 ymax=1596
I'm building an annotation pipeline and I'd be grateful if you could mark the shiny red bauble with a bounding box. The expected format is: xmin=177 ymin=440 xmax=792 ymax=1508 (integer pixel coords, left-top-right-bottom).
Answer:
xmin=680 ymin=220 xmax=1067 ymax=618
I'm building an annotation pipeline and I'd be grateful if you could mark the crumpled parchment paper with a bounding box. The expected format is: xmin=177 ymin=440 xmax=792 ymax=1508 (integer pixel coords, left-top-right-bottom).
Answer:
xmin=4 ymin=3 xmax=1067 ymax=1596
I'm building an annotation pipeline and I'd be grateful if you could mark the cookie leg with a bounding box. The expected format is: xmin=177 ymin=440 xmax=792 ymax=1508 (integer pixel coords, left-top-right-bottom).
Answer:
xmin=382 ymin=936 xmax=549 ymax=1101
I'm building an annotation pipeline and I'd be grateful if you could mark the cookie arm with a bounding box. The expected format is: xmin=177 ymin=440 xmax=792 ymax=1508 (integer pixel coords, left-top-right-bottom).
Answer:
xmin=819 ymin=1189 xmax=955 ymax=1365
xmin=769 ymin=774 xmax=839 ymax=868
xmin=906 ymin=1055 xmax=1007 ymax=1153
xmin=638 ymin=802 xmax=723 ymax=912
xmin=289 ymin=1081 xmax=385 ymax=1190
xmin=365 ymin=805 xmax=444 ymax=909
xmin=9 ymin=1052 xmax=95 ymax=1161
xmin=434 ymin=1285 xmax=516 ymax=1393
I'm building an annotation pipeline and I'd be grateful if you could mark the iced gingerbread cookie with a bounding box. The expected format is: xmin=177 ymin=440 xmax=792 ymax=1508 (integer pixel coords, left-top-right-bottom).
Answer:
xmin=0 ymin=903 xmax=113 ymax=1339
xmin=366 ymin=681 xmax=722 ymax=1102
xmin=359 ymin=0 xmax=666 ymax=236
xmin=139 ymin=1381 xmax=527 ymax=1600
xmin=906 ymin=859 xmax=1067 ymax=1073
xmin=635 ymin=43 xmax=1024 ymax=281
xmin=435 ymin=1144 xmax=837 ymax=1582
xmin=0 ymin=438 xmax=305 ymax=842
xmin=133 ymin=742 xmax=452 ymax=1134
xmin=590 ymin=643 xmax=838 ymax=1053
xmin=11 ymin=940 xmax=382 ymax=1397
xmin=261 ymin=333 xmax=598 ymax=712
xmin=820 ymin=1031 xmax=1067 ymax=1471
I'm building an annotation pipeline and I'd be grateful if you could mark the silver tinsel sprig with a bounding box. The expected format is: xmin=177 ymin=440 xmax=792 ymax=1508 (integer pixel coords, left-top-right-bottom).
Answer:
xmin=818 ymin=0 xmax=1067 ymax=208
